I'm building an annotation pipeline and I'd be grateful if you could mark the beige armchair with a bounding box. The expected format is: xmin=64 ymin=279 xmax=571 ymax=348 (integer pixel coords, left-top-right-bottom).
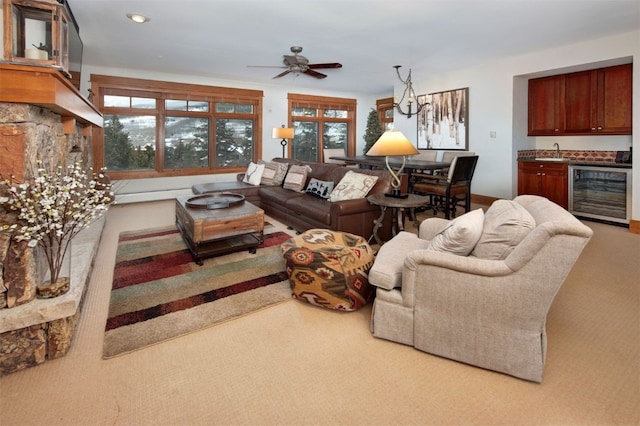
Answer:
xmin=368 ymin=195 xmax=593 ymax=382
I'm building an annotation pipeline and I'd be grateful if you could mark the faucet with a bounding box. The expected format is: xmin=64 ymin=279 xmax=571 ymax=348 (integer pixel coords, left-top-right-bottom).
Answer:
xmin=553 ymin=142 xmax=560 ymax=158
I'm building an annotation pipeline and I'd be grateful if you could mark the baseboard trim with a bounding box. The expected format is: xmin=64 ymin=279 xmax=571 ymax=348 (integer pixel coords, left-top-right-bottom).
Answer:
xmin=629 ymin=219 xmax=640 ymax=234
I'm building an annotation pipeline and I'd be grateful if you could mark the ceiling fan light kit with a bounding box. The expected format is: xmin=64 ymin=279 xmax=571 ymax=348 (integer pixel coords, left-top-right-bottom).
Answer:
xmin=393 ymin=65 xmax=428 ymax=119
xmin=249 ymin=46 xmax=342 ymax=79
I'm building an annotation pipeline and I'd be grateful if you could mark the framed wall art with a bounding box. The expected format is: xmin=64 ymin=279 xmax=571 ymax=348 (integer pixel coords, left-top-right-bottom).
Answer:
xmin=417 ymin=87 xmax=468 ymax=150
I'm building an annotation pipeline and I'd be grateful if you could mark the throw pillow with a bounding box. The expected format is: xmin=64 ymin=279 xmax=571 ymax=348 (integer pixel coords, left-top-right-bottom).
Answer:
xmin=427 ymin=208 xmax=485 ymax=256
xmin=283 ymin=164 xmax=311 ymax=192
xmin=471 ymin=199 xmax=536 ymax=260
xmin=242 ymin=161 xmax=265 ymax=186
xmin=328 ymin=171 xmax=379 ymax=202
xmin=305 ymin=178 xmax=335 ymax=199
xmin=261 ymin=161 xmax=289 ymax=186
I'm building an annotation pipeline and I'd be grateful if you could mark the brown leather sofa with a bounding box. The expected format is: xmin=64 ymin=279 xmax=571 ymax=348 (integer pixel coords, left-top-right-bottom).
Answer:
xmin=192 ymin=158 xmax=393 ymax=240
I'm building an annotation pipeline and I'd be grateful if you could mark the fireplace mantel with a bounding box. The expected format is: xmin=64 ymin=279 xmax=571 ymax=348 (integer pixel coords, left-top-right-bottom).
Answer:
xmin=0 ymin=63 xmax=102 ymax=132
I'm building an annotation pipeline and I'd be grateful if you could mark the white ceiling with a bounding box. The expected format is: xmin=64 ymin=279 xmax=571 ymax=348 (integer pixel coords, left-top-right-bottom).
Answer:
xmin=69 ymin=0 xmax=639 ymax=95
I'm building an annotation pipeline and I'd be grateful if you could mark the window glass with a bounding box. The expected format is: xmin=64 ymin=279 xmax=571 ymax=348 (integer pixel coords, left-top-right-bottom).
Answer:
xmin=323 ymin=122 xmax=347 ymax=149
xmin=164 ymin=117 xmax=209 ymax=169
xmin=166 ymin=99 xmax=187 ymax=111
xmin=215 ymin=103 xmax=234 ymax=113
xmin=292 ymin=107 xmax=318 ymax=117
xmin=166 ymin=99 xmax=209 ymax=112
xmin=292 ymin=121 xmax=319 ymax=162
xmin=215 ymin=119 xmax=254 ymax=167
xmin=95 ymin=75 xmax=262 ymax=178
xmin=188 ymin=101 xmax=209 ymax=112
xmin=235 ymin=104 xmax=253 ymax=114
xmin=104 ymin=114 xmax=156 ymax=171
xmin=324 ymin=109 xmax=348 ymax=118
xmin=131 ymin=97 xmax=156 ymax=109
xmin=104 ymin=95 xmax=130 ymax=108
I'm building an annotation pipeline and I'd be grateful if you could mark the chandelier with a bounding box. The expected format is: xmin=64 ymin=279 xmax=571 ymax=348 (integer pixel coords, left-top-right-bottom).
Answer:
xmin=392 ymin=65 xmax=428 ymax=119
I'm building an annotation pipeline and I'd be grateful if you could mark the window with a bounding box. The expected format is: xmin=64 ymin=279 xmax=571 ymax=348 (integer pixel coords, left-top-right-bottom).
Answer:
xmin=91 ymin=75 xmax=263 ymax=179
xmin=377 ymin=97 xmax=394 ymax=131
xmin=288 ymin=94 xmax=356 ymax=162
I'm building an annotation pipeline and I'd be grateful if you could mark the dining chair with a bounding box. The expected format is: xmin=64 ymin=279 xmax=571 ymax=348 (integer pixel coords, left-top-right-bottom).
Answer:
xmin=323 ymin=148 xmax=347 ymax=164
xmin=435 ymin=151 xmax=475 ymax=175
xmin=412 ymin=155 xmax=479 ymax=219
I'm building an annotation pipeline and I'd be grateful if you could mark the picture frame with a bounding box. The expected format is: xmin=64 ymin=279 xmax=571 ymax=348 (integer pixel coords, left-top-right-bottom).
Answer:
xmin=417 ymin=87 xmax=469 ymax=150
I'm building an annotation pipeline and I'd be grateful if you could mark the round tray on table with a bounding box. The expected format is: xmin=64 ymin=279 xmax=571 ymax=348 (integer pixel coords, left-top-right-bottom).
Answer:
xmin=185 ymin=192 xmax=246 ymax=210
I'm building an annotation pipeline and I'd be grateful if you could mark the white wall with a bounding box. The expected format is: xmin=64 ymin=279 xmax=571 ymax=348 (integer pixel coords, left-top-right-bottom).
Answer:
xmin=395 ymin=30 xmax=639 ymax=220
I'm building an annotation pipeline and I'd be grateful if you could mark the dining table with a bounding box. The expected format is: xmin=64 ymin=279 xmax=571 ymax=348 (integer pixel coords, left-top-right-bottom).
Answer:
xmin=329 ymin=155 xmax=451 ymax=191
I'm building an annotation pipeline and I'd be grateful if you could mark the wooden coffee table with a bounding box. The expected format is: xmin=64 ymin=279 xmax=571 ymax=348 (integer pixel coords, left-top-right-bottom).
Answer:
xmin=175 ymin=194 xmax=264 ymax=265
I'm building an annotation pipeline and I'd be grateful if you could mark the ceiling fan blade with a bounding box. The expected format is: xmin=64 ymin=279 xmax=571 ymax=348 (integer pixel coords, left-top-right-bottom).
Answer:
xmin=247 ymin=65 xmax=288 ymax=69
xmin=307 ymin=63 xmax=342 ymax=69
xmin=303 ymin=69 xmax=327 ymax=79
xmin=273 ymin=69 xmax=292 ymax=79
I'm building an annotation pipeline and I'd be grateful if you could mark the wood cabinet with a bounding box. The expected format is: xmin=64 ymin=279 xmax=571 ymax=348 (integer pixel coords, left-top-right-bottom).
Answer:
xmin=518 ymin=161 xmax=568 ymax=208
xmin=528 ymin=64 xmax=632 ymax=136
xmin=528 ymin=75 xmax=563 ymax=135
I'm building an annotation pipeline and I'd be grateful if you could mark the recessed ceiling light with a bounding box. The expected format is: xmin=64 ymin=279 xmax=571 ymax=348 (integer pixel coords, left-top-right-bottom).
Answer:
xmin=126 ymin=13 xmax=150 ymax=24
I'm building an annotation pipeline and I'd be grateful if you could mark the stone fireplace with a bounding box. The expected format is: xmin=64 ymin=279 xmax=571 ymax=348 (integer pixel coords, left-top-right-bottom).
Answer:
xmin=0 ymin=64 xmax=103 ymax=375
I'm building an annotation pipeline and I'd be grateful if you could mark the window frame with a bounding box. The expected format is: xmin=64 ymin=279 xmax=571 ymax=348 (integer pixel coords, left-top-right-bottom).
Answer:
xmin=376 ymin=97 xmax=394 ymax=130
xmin=91 ymin=74 xmax=263 ymax=179
xmin=287 ymin=93 xmax=357 ymax=161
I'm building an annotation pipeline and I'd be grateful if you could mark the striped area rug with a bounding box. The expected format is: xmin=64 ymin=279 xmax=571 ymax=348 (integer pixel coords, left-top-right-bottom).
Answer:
xmin=102 ymin=222 xmax=295 ymax=358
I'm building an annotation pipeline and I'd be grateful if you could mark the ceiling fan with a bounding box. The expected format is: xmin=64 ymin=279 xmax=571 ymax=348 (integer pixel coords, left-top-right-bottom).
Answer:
xmin=248 ymin=46 xmax=342 ymax=79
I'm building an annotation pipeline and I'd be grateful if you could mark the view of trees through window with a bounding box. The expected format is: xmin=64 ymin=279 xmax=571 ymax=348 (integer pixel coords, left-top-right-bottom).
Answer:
xmin=288 ymin=95 xmax=356 ymax=162
xmin=92 ymin=75 xmax=263 ymax=179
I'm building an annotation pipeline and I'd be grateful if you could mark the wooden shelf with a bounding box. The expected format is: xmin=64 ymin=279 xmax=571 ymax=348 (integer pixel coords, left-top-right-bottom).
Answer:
xmin=0 ymin=63 xmax=103 ymax=130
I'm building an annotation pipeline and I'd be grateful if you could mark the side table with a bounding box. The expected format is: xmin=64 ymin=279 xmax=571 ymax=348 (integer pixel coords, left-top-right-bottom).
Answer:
xmin=366 ymin=193 xmax=430 ymax=245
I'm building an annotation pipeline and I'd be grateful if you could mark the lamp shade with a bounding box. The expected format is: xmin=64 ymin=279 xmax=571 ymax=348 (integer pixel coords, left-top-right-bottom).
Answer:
xmin=272 ymin=127 xmax=294 ymax=139
xmin=366 ymin=130 xmax=419 ymax=156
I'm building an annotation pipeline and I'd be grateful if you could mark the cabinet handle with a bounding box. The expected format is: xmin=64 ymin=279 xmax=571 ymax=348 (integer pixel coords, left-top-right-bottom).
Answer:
xmin=591 ymin=127 xmax=596 ymax=131
xmin=597 ymin=126 xmax=602 ymax=130
xmin=554 ymin=129 xmax=559 ymax=132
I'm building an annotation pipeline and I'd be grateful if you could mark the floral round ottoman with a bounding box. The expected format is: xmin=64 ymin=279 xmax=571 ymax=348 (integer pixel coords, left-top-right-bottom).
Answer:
xmin=281 ymin=229 xmax=375 ymax=311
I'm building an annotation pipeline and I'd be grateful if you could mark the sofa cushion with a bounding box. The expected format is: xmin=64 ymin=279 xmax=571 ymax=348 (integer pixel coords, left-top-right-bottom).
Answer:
xmin=259 ymin=186 xmax=304 ymax=205
xmin=368 ymin=231 xmax=431 ymax=290
xmin=283 ymin=164 xmax=312 ymax=192
xmin=328 ymin=171 xmax=379 ymax=202
xmin=427 ymin=208 xmax=485 ymax=256
xmin=471 ymin=199 xmax=536 ymax=260
xmin=286 ymin=194 xmax=331 ymax=225
xmin=305 ymin=178 xmax=334 ymax=199
xmin=242 ymin=161 xmax=265 ymax=186
xmin=261 ymin=161 xmax=289 ymax=186
xmin=304 ymin=162 xmax=342 ymax=181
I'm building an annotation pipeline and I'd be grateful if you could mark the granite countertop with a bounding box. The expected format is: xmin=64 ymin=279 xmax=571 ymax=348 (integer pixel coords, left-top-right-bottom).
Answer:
xmin=517 ymin=150 xmax=632 ymax=168
xmin=518 ymin=158 xmax=632 ymax=168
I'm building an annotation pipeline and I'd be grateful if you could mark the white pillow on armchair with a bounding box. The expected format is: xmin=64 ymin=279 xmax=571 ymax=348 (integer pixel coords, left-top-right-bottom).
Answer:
xmin=427 ymin=208 xmax=485 ymax=256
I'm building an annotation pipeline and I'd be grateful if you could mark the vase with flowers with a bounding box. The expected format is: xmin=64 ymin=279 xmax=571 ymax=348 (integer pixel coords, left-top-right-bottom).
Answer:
xmin=1 ymin=161 xmax=113 ymax=298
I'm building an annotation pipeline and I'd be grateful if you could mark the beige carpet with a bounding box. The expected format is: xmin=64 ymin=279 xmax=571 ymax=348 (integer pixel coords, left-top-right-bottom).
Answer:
xmin=0 ymin=200 xmax=638 ymax=425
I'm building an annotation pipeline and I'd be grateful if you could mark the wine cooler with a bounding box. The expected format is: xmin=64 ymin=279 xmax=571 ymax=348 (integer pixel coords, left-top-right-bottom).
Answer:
xmin=569 ymin=165 xmax=631 ymax=225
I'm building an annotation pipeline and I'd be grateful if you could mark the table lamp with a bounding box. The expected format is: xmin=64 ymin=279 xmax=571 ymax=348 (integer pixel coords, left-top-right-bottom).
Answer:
xmin=272 ymin=125 xmax=294 ymax=158
xmin=366 ymin=130 xmax=419 ymax=198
